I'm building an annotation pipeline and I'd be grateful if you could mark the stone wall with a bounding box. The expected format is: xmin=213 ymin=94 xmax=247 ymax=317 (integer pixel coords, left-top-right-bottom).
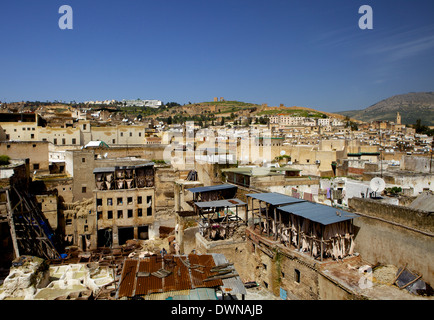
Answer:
xmin=349 ymin=197 xmax=434 ymax=233
xmin=0 ymin=141 xmax=49 ymax=172
xmin=349 ymin=197 xmax=434 ymax=285
xmin=401 ymin=155 xmax=434 ymax=173
xmin=154 ymin=167 xmax=179 ymax=229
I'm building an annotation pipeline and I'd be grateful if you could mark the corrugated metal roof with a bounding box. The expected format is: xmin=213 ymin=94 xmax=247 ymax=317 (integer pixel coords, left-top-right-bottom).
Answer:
xmin=187 ymin=184 xmax=237 ymax=194
xmin=188 ymin=254 xmax=223 ymax=288
xmin=211 ymin=253 xmax=246 ymax=296
xmin=164 ymin=256 xmax=192 ymax=292
xmin=118 ymin=259 xmax=137 ymax=298
xmin=145 ymin=290 xmax=191 ymax=300
xmin=246 ymin=192 xmax=305 ymax=206
xmin=135 ymin=256 xmax=163 ymax=296
xmin=118 ymin=254 xmax=240 ymax=299
xmin=93 ymin=162 xmax=154 ymax=174
xmin=278 ymin=201 xmax=360 ymax=225
xmin=193 ymin=198 xmax=246 ymax=208
xmin=171 ymin=288 xmax=217 ymax=300
xmin=93 ymin=167 xmax=116 ymax=173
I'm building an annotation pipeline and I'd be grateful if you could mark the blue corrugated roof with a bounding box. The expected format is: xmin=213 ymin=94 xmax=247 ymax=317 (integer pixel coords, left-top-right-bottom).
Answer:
xmin=246 ymin=192 xmax=305 ymax=206
xmin=187 ymin=184 xmax=237 ymax=193
xmin=194 ymin=198 xmax=246 ymax=208
xmin=278 ymin=201 xmax=359 ymax=225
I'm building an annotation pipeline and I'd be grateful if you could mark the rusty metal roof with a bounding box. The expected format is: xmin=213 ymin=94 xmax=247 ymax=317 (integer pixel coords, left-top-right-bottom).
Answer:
xmin=135 ymin=256 xmax=163 ymax=296
xmin=118 ymin=259 xmax=138 ymax=298
xmin=188 ymin=254 xmax=223 ymax=288
xmin=117 ymin=254 xmax=231 ymax=299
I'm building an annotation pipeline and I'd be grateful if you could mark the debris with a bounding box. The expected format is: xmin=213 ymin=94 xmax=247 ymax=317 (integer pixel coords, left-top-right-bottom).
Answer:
xmin=393 ymin=266 xmax=432 ymax=296
xmin=210 ymin=263 xmax=233 ymax=272
xmin=151 ymin=268 xmax=172 ymax=278
xmin=244 ymin=281 xmax=258 ymax=288
xmin=372 ymin=265 xmax=398 ymax=285
xmin=204 ymin=272 xmax=239 ymax=282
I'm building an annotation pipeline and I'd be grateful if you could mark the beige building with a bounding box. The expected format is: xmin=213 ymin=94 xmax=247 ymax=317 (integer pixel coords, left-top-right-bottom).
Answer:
xmin=0 ymin=141 xmax=49 ymax=172
xmin=0 ymin=114 xmax=39 ymax=141
xmin=90 ymin=124 xmax=146 ymax=146
xmin=93 ymin=163 xmax=156 ymax=247
xmin=38 ymin=126 xmax=81 ymax=146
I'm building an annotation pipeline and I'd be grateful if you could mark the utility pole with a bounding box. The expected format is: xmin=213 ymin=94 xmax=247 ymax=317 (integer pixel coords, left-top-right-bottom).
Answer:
xmin=430 ymin=140 xmax=433 ymax=174
xmin=379 ymin=127 xmax=383 ymax=178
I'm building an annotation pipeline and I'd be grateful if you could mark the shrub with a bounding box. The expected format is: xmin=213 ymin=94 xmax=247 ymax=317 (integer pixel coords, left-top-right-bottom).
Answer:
xmin=0 ymin=155 xmax=10 ymax=166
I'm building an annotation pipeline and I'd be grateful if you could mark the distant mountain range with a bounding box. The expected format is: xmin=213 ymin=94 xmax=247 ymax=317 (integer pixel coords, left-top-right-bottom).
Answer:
xmin=336 ymin=92 xmax=434 ymax=126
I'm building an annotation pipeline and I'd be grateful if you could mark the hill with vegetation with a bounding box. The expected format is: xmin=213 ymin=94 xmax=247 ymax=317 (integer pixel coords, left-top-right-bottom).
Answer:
xmin=2 ymin=99 xmax=361 ymax=126
xmin=337 ymin=92 xmax=434 ymax=126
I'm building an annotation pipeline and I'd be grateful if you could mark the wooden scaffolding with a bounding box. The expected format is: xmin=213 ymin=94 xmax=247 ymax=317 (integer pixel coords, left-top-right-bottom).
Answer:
xmin=1 ymin=186 xmax=61 ymax=260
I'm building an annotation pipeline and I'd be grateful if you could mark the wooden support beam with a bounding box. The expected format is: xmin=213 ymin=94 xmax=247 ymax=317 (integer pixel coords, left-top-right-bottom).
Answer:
xmin=274 ymin=207 xmax=278 ymax=241
xmin=297 ymin=220 xmax=300 ymax=250
xmin=320 ymin=225 xmax=324 ymax=262
xmin=259 ymin=201 xmax=262 ymax=235
xmin=266 ymin=204 xmax=269 ymax=237
xmin=246 ymin=198 xmax=249 ymax=227
xmin=6 ymin=190 xmax=20 ymax=259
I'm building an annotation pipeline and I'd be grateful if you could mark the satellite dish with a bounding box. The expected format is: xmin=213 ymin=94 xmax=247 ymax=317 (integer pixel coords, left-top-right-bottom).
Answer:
xmin=370 ymin=177 xmax=385 ymax=193
xmin=280 ymin=150 xmax=286 ymax=155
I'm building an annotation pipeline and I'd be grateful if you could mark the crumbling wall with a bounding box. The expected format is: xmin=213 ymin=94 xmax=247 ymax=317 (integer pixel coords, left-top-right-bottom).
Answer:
xmin=182 ymin=226 xmax=199 ymax=254
xmin=154 ymin=167 xmax=178 ymax=228
xmin=245 ymin=231 xmax=320 ymax=300
xmin=276 ymin=252 xmax=320 ymax=300
xmin=195 ymin=232 xmax=248 ymax=282
xmin=174 ymin=213 xmax=199 ymax=255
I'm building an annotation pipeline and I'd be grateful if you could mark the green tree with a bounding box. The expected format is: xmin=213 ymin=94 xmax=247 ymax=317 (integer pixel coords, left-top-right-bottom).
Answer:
xmin=0 ymin=155 xmax=10 ymax=166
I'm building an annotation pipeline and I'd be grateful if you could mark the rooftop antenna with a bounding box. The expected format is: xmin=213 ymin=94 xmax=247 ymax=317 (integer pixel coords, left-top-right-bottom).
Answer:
xmin=370 ymin=177 xmax=385 ymax=198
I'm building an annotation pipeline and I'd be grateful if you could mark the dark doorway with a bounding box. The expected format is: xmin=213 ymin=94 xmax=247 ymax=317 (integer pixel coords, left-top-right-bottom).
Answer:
xmin=118 ymin=227 xmax=134 ymax=245
xmin=138 ymin=226 xmax=149 ymax=240
xmin=81 ymin=235 xmax=86 ymax=251
xmin=97 ymin=228 xmax=112 ymax=248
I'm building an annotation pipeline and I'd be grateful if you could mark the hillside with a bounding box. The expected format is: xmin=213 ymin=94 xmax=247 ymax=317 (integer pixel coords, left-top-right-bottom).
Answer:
xmin=338 ymin=92 xmax=434 ymax=126
xmin=255 ymin=105 xmax=360 ymax=122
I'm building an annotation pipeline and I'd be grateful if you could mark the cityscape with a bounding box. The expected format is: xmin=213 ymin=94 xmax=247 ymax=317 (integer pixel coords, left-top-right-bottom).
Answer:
xmin=0 ymin=0 xmax=433 ymax=309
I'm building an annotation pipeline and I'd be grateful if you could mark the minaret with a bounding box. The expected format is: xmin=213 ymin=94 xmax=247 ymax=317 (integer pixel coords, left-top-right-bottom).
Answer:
xmin=396 ymin=112 xmax=401 ymax=125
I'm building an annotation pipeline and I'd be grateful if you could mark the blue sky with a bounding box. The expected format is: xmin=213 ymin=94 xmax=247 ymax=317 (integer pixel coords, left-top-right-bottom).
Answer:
xmin=0 ymin=0 xmax=433 ymax=112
